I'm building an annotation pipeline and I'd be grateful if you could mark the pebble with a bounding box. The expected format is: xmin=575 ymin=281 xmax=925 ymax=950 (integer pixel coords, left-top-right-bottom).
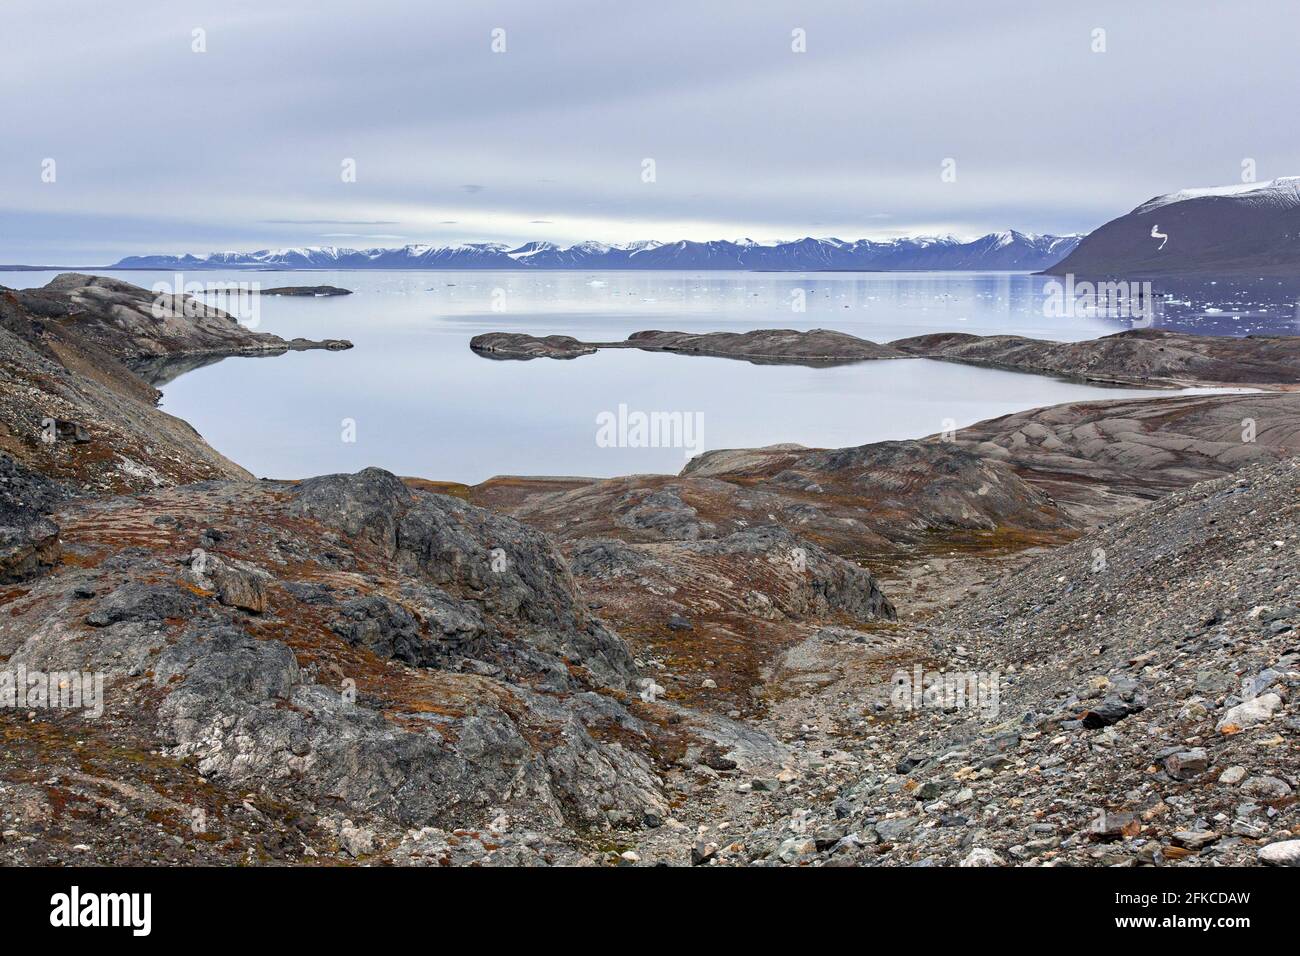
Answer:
xmin=777 ymin=837 xmax=816 ymax=862
xmin=1171 ymin=830 xmax=1219 ymax=850
xmin=960 ymin=847 xmax=1005 ymax=867
xmin=875 ymin=817 xmax=916 ymax=842
xmin=1217 ymin=766 xmax=1247 ymax=785
xmin=1259 ymin=840 xmax=1300 ymax=867
xmin=1163 ymin=748 xmax=1208 ymax=780
xmin=690 ymin=841 xmax=718 ymax=865
xmin=1240 ymin=775 xmax=1293 ymax=799
xmin=1216 ymin=693 xmax=1282 ymax=733
xmin=339 ymin=825 xmax=375 ymax=858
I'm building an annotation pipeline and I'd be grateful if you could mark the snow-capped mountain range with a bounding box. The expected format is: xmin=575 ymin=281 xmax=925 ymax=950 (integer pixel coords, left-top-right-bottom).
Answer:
xmin=111 ymin=232 xmax=1081 ymax=271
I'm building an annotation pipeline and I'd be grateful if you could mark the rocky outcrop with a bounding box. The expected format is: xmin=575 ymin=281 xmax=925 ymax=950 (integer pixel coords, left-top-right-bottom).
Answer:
xmin=260 ymin=286 xmax=352 ymax=296
xmin=472 ymin=328 xmax=904 ymax=365
xmin=289 ymin=467 xmax=637 ymax=688
xmin=0 ymin=275 xmax=353 ymax=493
xmin=0 ymin=453 xmax=65 ymax=582
xmin=9 ymin=273 xmax=351 ymax=365
xmin=470 ymin=332 xmax=597 ymax=360
xmin=891 ymin=328 xmax=1300 ymax=388
xmin=0 ymin=468 xmax=710 ymax=861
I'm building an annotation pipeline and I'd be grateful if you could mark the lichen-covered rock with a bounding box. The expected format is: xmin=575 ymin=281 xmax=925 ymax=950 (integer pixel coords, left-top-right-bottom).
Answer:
xmin=0 ymin=452 xmax=64 ymax=582
xmin=291 ymin=468 xmax=637 ymax=688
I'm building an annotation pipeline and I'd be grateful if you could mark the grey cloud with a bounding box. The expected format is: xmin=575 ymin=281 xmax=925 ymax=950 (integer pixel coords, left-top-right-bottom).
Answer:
xmin=1 ymin=0 xmax=1295 ymax=262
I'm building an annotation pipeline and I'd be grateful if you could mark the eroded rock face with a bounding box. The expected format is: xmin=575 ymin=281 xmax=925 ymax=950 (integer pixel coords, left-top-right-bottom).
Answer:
xmin=761 ymin=440 xmax=1065 ymax=536
xmin=151 ymin=622 xmax=665 ymax=830
xmin=0 ymin=468 xmax=679 ymax=848
xmin=290 ymin=467 xmax=637 ymax=688
xmin=0 ymin=452 xmax=65 ymax=582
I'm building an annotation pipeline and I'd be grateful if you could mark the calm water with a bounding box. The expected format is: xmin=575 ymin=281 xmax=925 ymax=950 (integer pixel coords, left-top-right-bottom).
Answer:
xmin=4 ymin=270 xmax=1293 ymax=484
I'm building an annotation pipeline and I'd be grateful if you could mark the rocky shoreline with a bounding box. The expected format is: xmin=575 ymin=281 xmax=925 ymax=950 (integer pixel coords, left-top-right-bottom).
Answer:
xmin=2 ymin=275 xmax=1296 ymax=867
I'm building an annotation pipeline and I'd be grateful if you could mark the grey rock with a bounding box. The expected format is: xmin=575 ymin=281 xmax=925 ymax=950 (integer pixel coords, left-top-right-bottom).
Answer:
xmin=1259 ymin=840 xmax=1300 ymax=867
xmin=1240 ymin=775 xmax=1293 ymax=799
xmin=875 ymin=818 xmax=916 ymax=843
xmin=1171 ymin=830 xmax=1219 ymax=850
xmin=86 ymin=582 xmax=200 ymax=627
xmin=1163 ymin=748 xmax=1209 ymax=781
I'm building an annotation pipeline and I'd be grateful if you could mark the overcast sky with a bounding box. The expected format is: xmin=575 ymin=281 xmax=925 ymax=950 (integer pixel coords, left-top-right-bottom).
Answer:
xmin=2 ymin=0 xmax=1295 ymax=263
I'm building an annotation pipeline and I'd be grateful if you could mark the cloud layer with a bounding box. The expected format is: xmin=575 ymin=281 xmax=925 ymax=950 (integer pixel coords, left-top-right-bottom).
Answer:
xmin=1 ymin=0 xmax=1294 ymax=262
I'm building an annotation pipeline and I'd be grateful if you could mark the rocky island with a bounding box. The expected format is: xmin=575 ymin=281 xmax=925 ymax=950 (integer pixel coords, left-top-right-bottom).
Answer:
xmin=259 ymin=285 xmax=353 ymax=296
xmin=2 ymin=276 xmax=1297 ymax=868
xmin=472 ymin=328 xmax=905 ymax=365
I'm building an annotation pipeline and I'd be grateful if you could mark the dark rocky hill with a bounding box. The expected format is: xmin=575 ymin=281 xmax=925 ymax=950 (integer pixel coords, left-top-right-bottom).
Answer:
xmin=1046 ymin=177 xmax=1300 ymax=277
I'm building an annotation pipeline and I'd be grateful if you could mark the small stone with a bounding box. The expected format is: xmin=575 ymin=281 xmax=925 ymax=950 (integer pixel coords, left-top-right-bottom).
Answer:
xmin=1241 ymin=775 xmax=1293 ymax=799
xmin=339 ymin=825 xmax=375 ymax=858
xmin=1259 ymin=840 xmax=1300 ymax=867
xmin=875 ymin=817 xmax=916 ymax=843
xmin=917 ymin=781 xmax=944 ymax=801
xmin=1216 ymin=693 xmax=1282 ymax=733
xmin=690 ymin=841 xmax=718 ymax=866
xmin=895 ymin=755 xmax=925 ymax=774
xmin=1087 ymin=809 xmax=1139 ymax=842
xmin=1171 ymin=830 xmax=1219 ymax=850
xmin=1163 ymin=748 xmax=1209 ymax=781
xmin=698 ymin=747 xmax=737 ymax=771
xmin=667 ymin=614 xmax=693 ymax=631
xmin=1079 ymin=696 xmax=1141 ymax=729
xmin=777 ymin=837 xmax=817 ymax=863
xmin=959 ymin=847 xmax=1005 ymax=867
xmin=1218 ymin=766 xmax=1247 ymax=785
xmin=813 ymin=825 xmax=848 ymax=851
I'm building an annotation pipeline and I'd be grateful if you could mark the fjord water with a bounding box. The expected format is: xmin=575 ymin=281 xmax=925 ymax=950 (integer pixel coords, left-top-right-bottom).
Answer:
xmin=5 ymin=270 xmax=1294 ymax=484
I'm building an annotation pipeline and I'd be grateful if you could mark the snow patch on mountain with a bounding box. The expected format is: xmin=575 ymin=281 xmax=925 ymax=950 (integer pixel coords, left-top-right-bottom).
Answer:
xmin=1134 ymin=177 xmax=1300 ymax=215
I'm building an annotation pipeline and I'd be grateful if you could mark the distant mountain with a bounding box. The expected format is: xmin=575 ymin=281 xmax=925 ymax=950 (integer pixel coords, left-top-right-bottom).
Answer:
xmin=1047 ymin=177 xmax=1300 ymax=277
xmin=111 ymin=231 xmax=1080 ymax=272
